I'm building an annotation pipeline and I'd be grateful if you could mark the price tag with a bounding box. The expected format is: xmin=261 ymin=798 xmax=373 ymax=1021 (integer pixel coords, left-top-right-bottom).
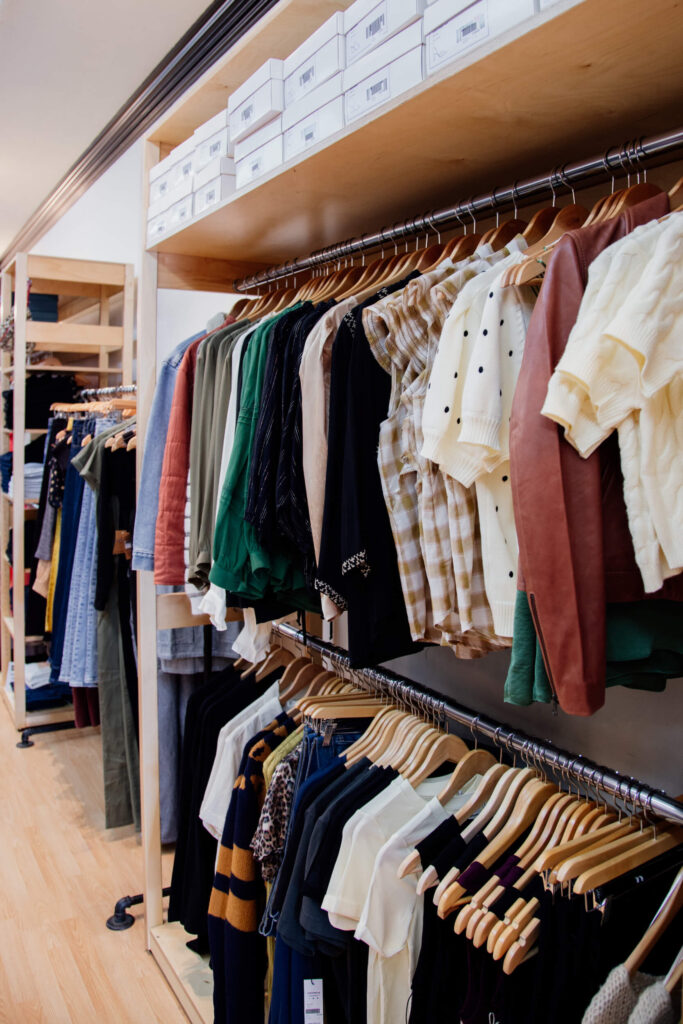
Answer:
xmin=303 ymin=979 xmax=324 ymax=1022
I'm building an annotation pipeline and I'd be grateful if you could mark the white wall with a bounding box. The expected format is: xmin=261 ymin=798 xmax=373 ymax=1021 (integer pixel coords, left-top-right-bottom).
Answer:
xmin=31 ymin=140 xmax=240 ymax=359
xmin=31 ymin=141 xmax=145 ymax=275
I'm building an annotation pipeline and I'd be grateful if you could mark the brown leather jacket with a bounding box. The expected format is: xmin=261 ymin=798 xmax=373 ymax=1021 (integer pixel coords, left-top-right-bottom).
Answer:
xmin=510 ymin=192 xmax=683 ymax=715
xmin=154 ymin=336 xmax=203 ymax=584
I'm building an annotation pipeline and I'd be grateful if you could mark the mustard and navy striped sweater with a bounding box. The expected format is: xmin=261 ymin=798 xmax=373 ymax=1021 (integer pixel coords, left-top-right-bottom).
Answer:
xmin=208 ymin=712 xmax=296 ymax=1024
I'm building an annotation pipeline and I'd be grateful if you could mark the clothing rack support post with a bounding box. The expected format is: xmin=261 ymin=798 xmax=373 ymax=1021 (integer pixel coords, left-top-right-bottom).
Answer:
xmin=0 ymin=269 xmax=12 ymax=712
xmin=16 ymin=720 xmax=76 ymax=748
xmin=234 ymin=127 xmax=683 ymax=290
xmin=12 ymin=254 xmax=28 ymax=730
xmin=136 ymin=139 xmax=164 ymax=951
xmin=272 ymin=623 xmax=683 ymax=828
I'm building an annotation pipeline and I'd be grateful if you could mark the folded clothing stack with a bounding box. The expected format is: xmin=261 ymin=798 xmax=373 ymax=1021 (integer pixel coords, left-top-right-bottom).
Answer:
xmin=8 ymin=462 xmax=44 ymax=502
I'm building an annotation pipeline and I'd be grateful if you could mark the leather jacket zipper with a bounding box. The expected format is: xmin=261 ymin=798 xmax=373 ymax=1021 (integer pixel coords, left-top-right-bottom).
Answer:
xmin=528 ymin=592 xmax=559 ymax=715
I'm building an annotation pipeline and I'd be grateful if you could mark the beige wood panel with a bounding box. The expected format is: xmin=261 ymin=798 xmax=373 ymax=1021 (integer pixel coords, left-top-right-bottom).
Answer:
xmin=156 ymin=592 xmax=244 ymax=630
xmin=148 ymin=0 xmax=358 ymax=147
xmin=29 ymin=280 xmax=123 ymax=299
xmin=150 ymin=0 xmax=683 ymax=263
xmin=150 ymin=924 xmax=213 ymax=1024
xmin=12 ymin=364 xmax=123 ymax=375
xmin=25 ymin=322 xmax=124 ymax=351
xmin=26 ymin=255 xmax=126 ymax=287
xmin=157 ymin=252 xmax=269 ymax=292
xmin=0 ymin=701 xmax=185 ymax=1022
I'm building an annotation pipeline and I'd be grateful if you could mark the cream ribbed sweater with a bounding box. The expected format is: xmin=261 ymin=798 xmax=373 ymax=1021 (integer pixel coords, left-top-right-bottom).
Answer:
xmin=582 ymin=965 xmax=657 ymax=1024
xmin=543 ymin=214 xmax=683 ymax=592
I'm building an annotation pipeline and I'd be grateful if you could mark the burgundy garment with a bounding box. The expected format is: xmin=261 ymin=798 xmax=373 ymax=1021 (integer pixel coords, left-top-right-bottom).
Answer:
xmin=72 ymin=686 xmax=100 ymax=728
xmin=510 ymin=192 xmax=683 ymax=716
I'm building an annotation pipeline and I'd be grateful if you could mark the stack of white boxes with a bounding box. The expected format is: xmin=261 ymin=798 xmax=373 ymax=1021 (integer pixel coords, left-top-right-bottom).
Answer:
xmin=282 ymin=12 xmax=346 ymax=162
xmin=146 ymin=108 xmax=236 ymax=244
xmin=193 ymin=109 xmax=236 ymax=216
xmin=423 ymin=0 xmax=538 ymax=76
xmin=342 ymin=0 xmax=426 ymax=123
xmin=231 ymin=59 xmax=285 ymax=189
xmin=146 ymin=0 xmax=545 ymax=235
xmin=147 ymin=139 xmax=195 ymax=245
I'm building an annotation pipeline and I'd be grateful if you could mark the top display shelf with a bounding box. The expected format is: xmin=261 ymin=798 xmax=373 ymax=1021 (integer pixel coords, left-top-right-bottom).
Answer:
xmin=146 ymin=0 xmax=683 ymax=267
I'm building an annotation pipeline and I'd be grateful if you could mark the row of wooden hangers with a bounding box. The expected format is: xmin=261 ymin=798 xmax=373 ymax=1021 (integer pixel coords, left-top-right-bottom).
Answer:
xmin=236 ymin=643 xmax=683 ymax=981
xmin=227 ymin=173 xmax=683 ymax=319
xmin=49 ymin=397 xmax=137 ymax=450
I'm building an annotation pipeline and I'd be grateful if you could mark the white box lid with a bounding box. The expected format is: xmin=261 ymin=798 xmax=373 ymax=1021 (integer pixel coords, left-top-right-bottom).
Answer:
xmin=194 ymin=156 xmax=237 ymax=190
xmin=149 ymin=136 xmax=195 ymax=181
xmin=228 ymin=58 xmax=285 ymax=113
xmin=342 ymin=20 xmax=423 ymax=90
xmin=282 ymin=73 xmax=343 ymax=131
xmin=424 ymin=0 xmax=476 ymax=32
xmin=233 ymin=116 xmax=283 ymax=160
xmin=193 ymin=107 xmax=230 ymax=142
xmin=344 ymin=0 xmax=382 ymax=32
xmin=283 ymin=12 xmax=345 ymax=77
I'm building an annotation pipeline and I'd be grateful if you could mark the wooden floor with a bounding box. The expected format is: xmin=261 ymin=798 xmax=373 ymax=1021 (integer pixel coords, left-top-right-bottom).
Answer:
xmin=0 ymin=702 xmax=186 ymax=1023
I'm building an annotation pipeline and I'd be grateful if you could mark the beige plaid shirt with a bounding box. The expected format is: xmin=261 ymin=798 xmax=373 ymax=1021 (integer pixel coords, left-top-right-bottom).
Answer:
xmin=364 ymin=252 xmax=510 ymax=654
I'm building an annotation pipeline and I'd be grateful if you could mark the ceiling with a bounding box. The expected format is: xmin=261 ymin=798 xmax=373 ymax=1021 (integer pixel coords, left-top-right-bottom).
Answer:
xmin=0 ymin=0 xmax=214 ymax=254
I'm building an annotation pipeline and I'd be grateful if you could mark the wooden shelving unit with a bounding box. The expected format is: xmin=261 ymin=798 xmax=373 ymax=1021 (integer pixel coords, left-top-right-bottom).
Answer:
xmin=133 ymin=0 xmax=683 ymax=1015
xmin=0 ymin=254 xmax=134 ymax=732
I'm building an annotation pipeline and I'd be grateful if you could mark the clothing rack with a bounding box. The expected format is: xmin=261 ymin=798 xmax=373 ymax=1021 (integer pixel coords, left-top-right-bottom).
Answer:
xmin=272 ymin=622 xmax=683 ymax=829
xmin=235 ymin=127 xmax=683 ymax=290
xmin=80 ymin=384 xmax=138 ymax=398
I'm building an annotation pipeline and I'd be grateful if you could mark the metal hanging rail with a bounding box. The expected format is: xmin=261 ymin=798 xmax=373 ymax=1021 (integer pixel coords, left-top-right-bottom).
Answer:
xmin=80 ymin=384 xmax=138 ymax=398
xmin=272 ymin=622 xmax=683 ymax=828
xmin=235 ymin=127 xmax=683 ymax=290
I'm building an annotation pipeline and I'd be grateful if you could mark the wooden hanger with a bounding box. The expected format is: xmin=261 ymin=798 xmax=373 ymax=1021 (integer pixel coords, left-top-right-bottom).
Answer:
xmin=625 ymin=865 xmax=683 ymax=976
xmin=438 ymin=749 xmax=498 ymax=806
xmin=457 ymin=791 xmax=570 ymax=940
xmin=406 ymin=733 xmax=469 ymax=787
xmin=403 ymin=760 xmax=507 ymax=888
xmin=461 ymin=767 xmax=536 ymax=843
xmin=343 ymin=707 xmax=403 ymax=765
xmin=379 ymin=719 xmax=437 ymax=772
xmin=486 ymin=804 xmax=622 ymax=960
xmin=438 ymin=780 xmax=557 ymax=917
xmin=278 ymin=661 xmax=321 ymax=701
xmin=485 ymin=218 xmax=528 ymax=251
xmin=523 ymin=207 xmax=558 ymax=245
xmin=573 ymin=826 xmax=683 ymax=895
xmin=668 ymin=175 xmax=683 ymax=210
xmin=444 ymin=232 xmax=481 ymax=261
xmin=254 ymin=647 xmax=294 ymax=681
xmin=607 ymin=181 xmax=662 ymax=219
xmin=502 ymin=205 xmax=588 ymax=287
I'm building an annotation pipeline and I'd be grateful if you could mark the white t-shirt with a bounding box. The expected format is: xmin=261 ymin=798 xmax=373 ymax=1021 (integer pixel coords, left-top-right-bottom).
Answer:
xmin=323 ymin=774 xmax=450 ymax=930
xmin=200 ymin=681 xmax=282 ymax=839
xmin=355 ymin=789 xmax=478 ymax=1024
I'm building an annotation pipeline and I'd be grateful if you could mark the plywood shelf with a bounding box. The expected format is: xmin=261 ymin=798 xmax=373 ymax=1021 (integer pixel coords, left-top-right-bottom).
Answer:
xmin=7 ymin=365 xmax=123 ymax=375
xmin=25 ymin=323 xmax=124 ymax=351
xmin=148 ymin=0 xmax=683 ymax=266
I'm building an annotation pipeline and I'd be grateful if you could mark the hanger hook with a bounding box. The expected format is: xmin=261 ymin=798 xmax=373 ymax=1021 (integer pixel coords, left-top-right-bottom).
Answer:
xmin=559 ymin=163 xmax=577 ymax=204
xmin=511 ymin=180 xmax=520 ymax=220
xmin=491 ymin=186 xmax=500 ymax=228
xmin=492 ymin=725 xmax=504 ymax=762
xmin=467 ymin=198 xmax=477 ymax=233
xmin=469 ymin=715 xmax=480 ymax=750
xmin=602 ymin=148 xmax=616 ymax=194
xmin=453 ymin=207 xmax=466 ymax=236
xmin=636 ymin=136 xmax=648 ymax=182
xmin=549 ymin=169 xmax=558 ymax=208
xmin=427 ymin=210 xmax=442 ymax=245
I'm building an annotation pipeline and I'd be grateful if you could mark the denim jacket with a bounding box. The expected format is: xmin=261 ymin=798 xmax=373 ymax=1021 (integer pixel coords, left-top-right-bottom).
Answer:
xmin=132 ymin=333 xmax=201 ymax=571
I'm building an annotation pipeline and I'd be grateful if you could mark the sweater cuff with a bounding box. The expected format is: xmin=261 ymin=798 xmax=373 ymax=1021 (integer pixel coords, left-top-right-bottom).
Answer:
xmin=490 ymin=598 xmax=515 ymax=639
xmin=458 ymin=413 xmax=501 ymax=454
xmin=440 ymin=444 xmax=485 ymax=488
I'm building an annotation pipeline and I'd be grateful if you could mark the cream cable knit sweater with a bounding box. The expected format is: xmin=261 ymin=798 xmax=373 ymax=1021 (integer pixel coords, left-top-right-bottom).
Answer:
xmin=543 ymin=214 xmax=683 ymax=593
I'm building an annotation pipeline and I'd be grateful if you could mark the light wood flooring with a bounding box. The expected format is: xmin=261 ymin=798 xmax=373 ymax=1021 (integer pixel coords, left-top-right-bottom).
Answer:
xmin=0 ymin=704 xmax=185 ymax=1023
